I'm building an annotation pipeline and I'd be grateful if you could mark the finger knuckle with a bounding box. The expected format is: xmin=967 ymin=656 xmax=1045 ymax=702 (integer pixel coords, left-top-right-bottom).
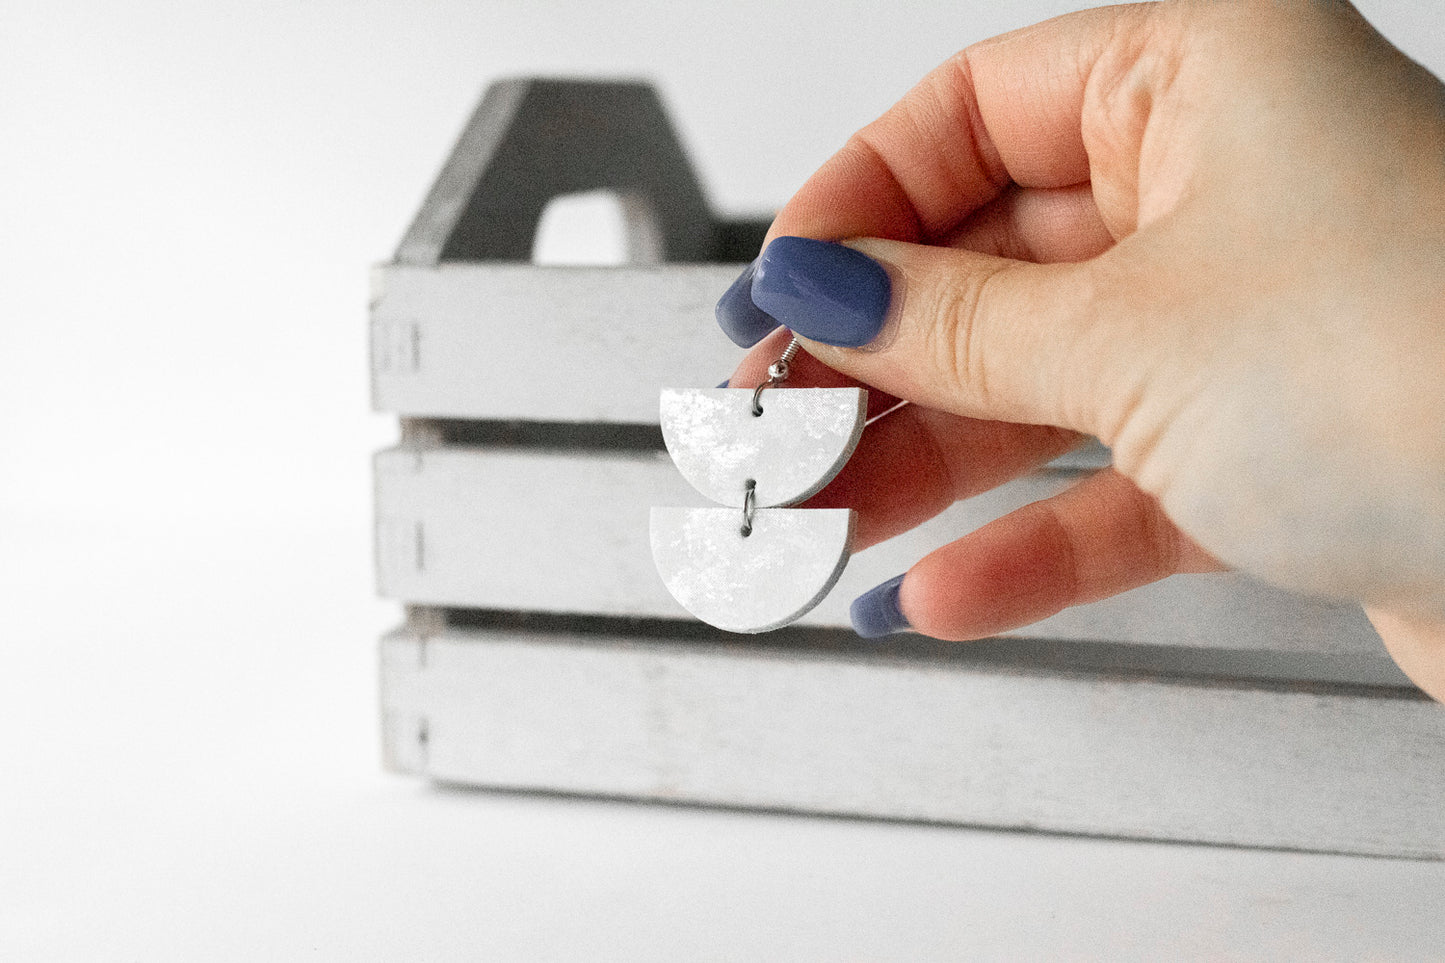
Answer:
xmin=929 ymin=260 xmax=1011 ymax=408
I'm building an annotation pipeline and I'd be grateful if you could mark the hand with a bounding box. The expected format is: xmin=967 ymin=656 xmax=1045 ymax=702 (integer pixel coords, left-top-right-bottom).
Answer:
xmin=716 ymin=1 xmax=1445 ymax=699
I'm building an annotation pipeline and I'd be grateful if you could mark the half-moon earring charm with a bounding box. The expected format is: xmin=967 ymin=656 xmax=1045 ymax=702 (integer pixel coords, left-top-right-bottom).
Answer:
xmin=650 ymin=336 xmax=868 ymax=633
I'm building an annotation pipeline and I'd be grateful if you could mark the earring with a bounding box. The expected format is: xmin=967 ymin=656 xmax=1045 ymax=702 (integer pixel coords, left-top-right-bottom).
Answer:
xmin=650 ymin=337 xmax=868 ymax=632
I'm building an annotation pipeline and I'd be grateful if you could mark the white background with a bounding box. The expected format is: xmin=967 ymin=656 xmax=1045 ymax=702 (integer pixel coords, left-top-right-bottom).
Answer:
xmin=3 ymin=1 xmax=1445 ymax=959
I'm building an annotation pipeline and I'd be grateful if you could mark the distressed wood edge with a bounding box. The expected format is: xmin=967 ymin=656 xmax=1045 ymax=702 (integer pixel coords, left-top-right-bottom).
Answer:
xmin=395 ymin=79 xmax=530 ymax=266
xmin=371 ymin=444 xmax=1388 ymax=661
xmin=377 ymin=622 xmax=1445 ymax=859
xmin=384 ymin=422 xmax=1113 ymax=472
xmin=394 ymin=78 xmax=721 ymax=265
xmin=417 ymin=607 xmax=1418 ymax=693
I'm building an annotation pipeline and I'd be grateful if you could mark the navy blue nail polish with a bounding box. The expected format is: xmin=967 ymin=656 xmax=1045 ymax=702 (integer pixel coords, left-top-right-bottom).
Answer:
xmin=850 ymin=574 xmax=910 ymax=638
xmin=715 ymin=258 xmax=782 ymax=348
xmin=752 ymin=237 xmax=891 ymax=348
xmin=716 ymin=379 xmax=730 ymax=389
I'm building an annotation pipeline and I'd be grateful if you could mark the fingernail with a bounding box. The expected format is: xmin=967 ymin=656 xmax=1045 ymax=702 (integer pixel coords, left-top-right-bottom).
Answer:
xmin=716 ymin=379 xmax=730 ymax=389
xmin=850 ymin=574 xmax=910 ymax=638
xmin=715 ymin=258 xmax=781 ymax=348
xmin=752 ymin=237 xmax=891 ymax=347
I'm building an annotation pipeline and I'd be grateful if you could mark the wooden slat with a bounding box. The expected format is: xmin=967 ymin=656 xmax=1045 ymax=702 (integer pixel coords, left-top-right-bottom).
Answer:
xmin=369 ymin=261 xmax=1116 ymax=474
xmin=380 ymin=624 xmax=1445 ymax=859
xmin=373 ymin=444 xmax=1392 ymax=662
xmin=372 ymin=262 xmax=744 ymax=421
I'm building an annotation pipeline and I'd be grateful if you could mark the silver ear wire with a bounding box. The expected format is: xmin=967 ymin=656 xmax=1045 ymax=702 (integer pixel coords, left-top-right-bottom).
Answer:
xmin=751 ymin=335 xmax=802 ymax=416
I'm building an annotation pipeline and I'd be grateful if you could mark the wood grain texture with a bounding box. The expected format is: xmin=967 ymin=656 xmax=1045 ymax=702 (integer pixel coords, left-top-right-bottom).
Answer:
xmin=380 ymin=624 xmax=1445 ymax=859
xmin=372 ymin=262 xmax=743 ymax=421
xmin=373 ymin=444 xmax=1392 ymax=663
xmin=369 ymin=262 xmax=1115 ymax=473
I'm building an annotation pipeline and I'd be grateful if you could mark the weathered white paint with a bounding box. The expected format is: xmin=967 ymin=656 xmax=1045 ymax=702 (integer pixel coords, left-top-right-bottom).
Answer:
xmin=369 ymin=258 xmax=1116 ymax=473
xmin=373 ymin=444 xmax=1392 ymax=663
xmin=380 ymin=625 xmax=1445 ymax=859
xmin=371 ymin=263 xmax=744 ymax=422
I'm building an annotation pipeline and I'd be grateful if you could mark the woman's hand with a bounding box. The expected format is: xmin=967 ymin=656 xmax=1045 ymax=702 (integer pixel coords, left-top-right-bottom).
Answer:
xmin=717 ymin=1 xmax=1445 ymax=699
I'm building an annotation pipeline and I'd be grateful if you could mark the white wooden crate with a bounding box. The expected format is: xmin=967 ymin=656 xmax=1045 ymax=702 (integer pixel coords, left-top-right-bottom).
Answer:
xmin=371 ymin=79 xmax=1445 ymax=858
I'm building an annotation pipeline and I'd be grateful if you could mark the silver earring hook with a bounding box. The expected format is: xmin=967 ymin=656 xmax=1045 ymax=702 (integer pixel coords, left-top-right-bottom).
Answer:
xmin=751 ymin=335 xmax=801 ymax=416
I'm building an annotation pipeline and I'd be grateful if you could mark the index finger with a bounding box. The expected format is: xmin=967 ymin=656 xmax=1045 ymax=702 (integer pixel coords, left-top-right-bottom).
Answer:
xmin=766 ymin=3 xmax=1146 ymax=246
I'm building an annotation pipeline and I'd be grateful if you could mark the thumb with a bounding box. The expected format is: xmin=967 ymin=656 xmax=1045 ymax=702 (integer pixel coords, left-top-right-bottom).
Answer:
xmin=749 ymin=235 xmax=1118 ymax=436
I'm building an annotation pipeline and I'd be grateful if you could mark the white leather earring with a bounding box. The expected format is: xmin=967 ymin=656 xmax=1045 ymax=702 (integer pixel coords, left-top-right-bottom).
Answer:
xmin=650 ymin=338 xmax=867 ymax=632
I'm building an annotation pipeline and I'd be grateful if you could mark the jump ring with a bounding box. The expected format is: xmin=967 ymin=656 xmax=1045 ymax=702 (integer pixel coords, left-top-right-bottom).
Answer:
xmin=740 ymin=479 xmax=757 ymax=536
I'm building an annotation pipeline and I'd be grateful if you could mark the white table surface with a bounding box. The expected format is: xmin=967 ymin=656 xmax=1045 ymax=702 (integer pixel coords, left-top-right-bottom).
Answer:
xmin=2 ymin=516 xmax=1442 ymax=962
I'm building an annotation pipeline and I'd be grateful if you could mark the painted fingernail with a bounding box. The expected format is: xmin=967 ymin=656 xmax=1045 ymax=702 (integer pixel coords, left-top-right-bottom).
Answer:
xmin=850 ymin=574 xmax=910 ymax=638
xmin=715 ymin=258 xmax=781 ymax=348
xmin=716 ymin=379 xmax=730 ymax=389
xmin=752 ymin=237 xmax=891 ymax=347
